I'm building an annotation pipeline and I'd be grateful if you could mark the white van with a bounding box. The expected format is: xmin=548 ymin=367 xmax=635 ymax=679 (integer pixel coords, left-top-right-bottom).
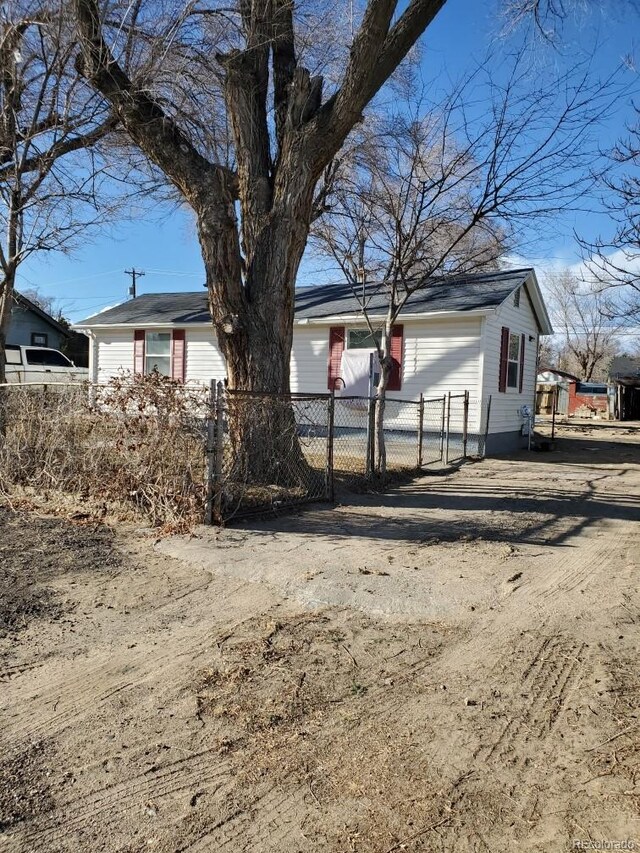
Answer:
xmin=4 ymin=344 xmax=89 ymax=384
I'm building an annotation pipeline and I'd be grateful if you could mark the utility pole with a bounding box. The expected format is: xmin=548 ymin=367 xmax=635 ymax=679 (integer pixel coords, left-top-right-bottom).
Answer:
xmin=125 ymin=268 xmax=144 ymax=299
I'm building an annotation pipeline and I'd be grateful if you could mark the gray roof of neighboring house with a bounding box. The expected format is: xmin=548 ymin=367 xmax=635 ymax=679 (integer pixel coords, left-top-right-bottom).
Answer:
xmin=76 ymin=267 xmax=539 ymax=327
xmin=609 ymin=356 xmax=640 ymax=379
xmin=14 ymin=291 xmax=69 ymax=335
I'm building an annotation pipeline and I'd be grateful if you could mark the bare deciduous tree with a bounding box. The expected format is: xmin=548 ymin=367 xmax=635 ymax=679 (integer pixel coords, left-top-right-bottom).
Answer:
xmin=0 ymin=0 xmax=120 ymax=392
xmin=71 ymin=0 xmax=452 ymax=478
xmin=547 ymin=269 xmax=621 ymax=381
xmin=312 ymin=55 xmax=617 ymax=473
xmin=579 ymin=102 xmax=640 ymax=322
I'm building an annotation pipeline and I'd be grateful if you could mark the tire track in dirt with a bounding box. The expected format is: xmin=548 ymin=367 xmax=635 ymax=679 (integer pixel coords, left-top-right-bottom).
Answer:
xmin=10 ymin=749 xmax=235 ymax=849
xmin=184 ymin=786 xmax=310 ymax=853
xmin=2 ymin=576 xmax=278 ymax=752
xmin=538 ymin=540 xmax=612 ymax=601
xmin=2 ymin=647 xmax=193 ymax=748
xmin=482 ymin=634 xmax=587 ymax=768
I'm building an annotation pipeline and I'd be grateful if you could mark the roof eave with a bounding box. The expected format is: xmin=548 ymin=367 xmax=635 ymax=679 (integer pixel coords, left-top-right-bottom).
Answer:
xmin=72 ymin=320 xmax=213 ymax=331
xmin=74 ymin=307 xmax=494 ymax=330
xmin=522 ymin=270 xmax=554 ymax=335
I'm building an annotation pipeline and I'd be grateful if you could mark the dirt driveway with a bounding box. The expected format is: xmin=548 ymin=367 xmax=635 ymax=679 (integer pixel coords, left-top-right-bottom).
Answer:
xmin=1 ymin=422 xmax=639 ymax=852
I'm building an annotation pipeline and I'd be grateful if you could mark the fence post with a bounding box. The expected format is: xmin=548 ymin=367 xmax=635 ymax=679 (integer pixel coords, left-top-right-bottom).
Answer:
xmin=551 ymin=385 xmax=557 ymax=441
xmin=417 ymin=393 xmax=424 ymax=468
xmin=326 ymin=389 xmax=335 ymax=502
xmin=439 ymin=394 xmax=446 ymax=461
xmin=205 ymin=380 xmax=216 ymax=525
xmin=212 ymin=381 xmax=225 ymax=523
xmin=462 ymin=390 xmax=469 ymax=459
xmin=483 ymin=394 xmax=492 ymax=458
xmin=366 ymin=395 xmax=376 ymax=477
xmin=445 ymin=392 xmax=451 ymax=465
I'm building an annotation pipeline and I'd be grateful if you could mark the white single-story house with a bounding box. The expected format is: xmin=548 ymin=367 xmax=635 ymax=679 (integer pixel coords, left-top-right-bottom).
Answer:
xmin=74 ymin=267 xmax=552 ymax=453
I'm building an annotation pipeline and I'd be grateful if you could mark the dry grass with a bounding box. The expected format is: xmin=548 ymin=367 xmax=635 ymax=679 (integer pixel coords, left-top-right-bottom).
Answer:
xmin=0 ymin=374 xmax=208 ymax=529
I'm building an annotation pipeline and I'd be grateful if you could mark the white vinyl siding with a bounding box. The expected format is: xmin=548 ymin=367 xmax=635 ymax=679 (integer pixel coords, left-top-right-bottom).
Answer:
xmin=481 ymin=286 xmax=539 ymax=435
xmin=183 ymin=328 xmax=226 ymax=386
xmin=401 ymin=317 xmax=483 ymax=431
xmin=95 ymin=330 xmax=135 ymax=384
xmin=290 ymin=325 xmax=330 ymax=393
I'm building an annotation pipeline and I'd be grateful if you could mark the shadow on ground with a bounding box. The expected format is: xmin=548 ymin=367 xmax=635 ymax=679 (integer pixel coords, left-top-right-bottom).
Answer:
xmin=235 ymin=436 xmax=640 ymax=548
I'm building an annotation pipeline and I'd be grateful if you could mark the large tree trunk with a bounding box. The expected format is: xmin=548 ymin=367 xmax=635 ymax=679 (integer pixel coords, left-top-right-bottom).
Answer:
xmin=198 ymin=175 xmax=314 ymax=485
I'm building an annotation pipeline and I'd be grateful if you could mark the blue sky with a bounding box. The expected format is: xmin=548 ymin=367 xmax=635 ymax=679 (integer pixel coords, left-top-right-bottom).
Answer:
xmin=16 ymin=0 xmax=639 ymax=322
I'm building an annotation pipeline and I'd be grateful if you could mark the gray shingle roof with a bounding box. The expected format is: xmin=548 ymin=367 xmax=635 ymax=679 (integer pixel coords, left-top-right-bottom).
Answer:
xmin=76 ymin=268 xmax=534 ymax=327
xmin=609 ymin=356 xmax=640 ymax=379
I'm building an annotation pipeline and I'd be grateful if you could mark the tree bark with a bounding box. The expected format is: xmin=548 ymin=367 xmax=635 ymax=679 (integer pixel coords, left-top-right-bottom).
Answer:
xmin=198 ymin=159 xmax=315 ymax=483
xmin=0 ymin=268 xmax=16 ymax=437
xmin=370 ymin=313 xmax=396 ymax=477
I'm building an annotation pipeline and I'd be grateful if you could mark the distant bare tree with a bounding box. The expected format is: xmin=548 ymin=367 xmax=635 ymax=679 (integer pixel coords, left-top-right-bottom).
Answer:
xmin=313 ymin=55 xmax=618 ymax=473
xmin=18 ymin=287 xmax=64 ymax=321
xmin=547 ymin=270 xmax=621 ymax=381
xmin=537 ymin=336 xmax=560 ymax=371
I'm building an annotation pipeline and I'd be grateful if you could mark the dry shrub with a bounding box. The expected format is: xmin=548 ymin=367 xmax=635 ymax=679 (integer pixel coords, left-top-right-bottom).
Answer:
xmin=0 ymin=372 xmax=208 ymax=528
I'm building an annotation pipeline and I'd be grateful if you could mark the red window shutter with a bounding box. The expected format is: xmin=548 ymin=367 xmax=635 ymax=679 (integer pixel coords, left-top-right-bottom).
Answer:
xmin=171 ymin=329 xmax=186 ymax=383
xmin=498 ymin=326 xmax=509 ymax=393
xmin=134 ymin=329 xmax=145 ymax=375
xmin=518 ymin=333 xmax=525 ymax=393
xmin=328 ymin=326 xmax=345 ymax=390
xmin=387 ymin=325 xmax=404 ymax=392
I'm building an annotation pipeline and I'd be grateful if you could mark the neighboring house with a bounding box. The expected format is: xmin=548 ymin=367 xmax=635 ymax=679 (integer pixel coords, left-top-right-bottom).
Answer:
xmin=74 ymin=268 xmax=552 ymax=453
xmin=5 ymin=291 xmax=89 ymax=367
xmin=6 ymin=291 xmax=68 ymax=350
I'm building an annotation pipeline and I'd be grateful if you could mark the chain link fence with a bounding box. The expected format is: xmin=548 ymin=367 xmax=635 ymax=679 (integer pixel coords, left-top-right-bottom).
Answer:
xmin=206 ymin=389 xmax=332 ymax=523
xmin=0 ymin=378 xmax=490 ymax=526
xmin=207 ymin=385 xmax=490 ymax=522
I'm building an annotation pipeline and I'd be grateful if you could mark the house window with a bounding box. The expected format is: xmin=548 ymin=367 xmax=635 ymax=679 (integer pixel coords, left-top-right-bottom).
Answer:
xmin=513 ymin=288 xmax=520 ymax=308
xmin=145 ymin=332 xmax=171 ymax=376
xmin=507 ymin=333 xmax=521 ymax=388
xmin=576 ymin=383 xmax=608 ymax=396
xmin=347 ymin=329 xmax=382 ymax=350
xmin=31 ymin=332 xmax=48 ymax=346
